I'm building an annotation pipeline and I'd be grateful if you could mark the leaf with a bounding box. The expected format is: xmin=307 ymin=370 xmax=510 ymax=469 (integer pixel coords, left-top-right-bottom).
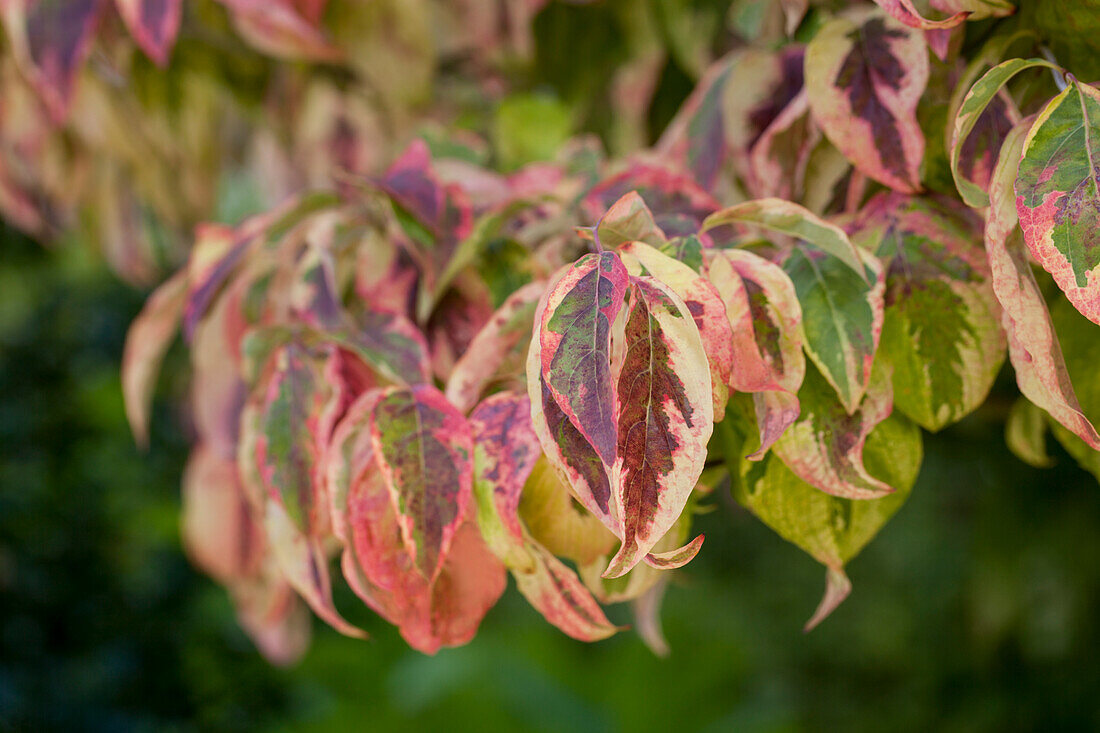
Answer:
xmin=1015 ymin=77 xmax=1100 ymax=325
xmin=1005 ymin=397 xmax=1054 ymax=468
xmin=0 ymin=0 xmax=105 ymax=122
xmin=872 ymin=0 xmax=969 ymax=29
xmin=216 ymin=0 xmax=343 ymax=61
xmin=654 ymin=57 xmax=734 ymax=190
xmin=805 ymin=9 xmax=928 ymax=192
xmin=733 ymin=410 xmax=922 ymax=628
xmin=702 ymin=198 xmax=866 ymax=279
xmin=122 ymin=269 xmax=187 ymax=448
xmin=950 ymin=58 xmax=1060 ymax=208
xmin=518 ymin=457 xmax=618 ymax=568
xmin=538 ymin=251 xmax=629 ymax=467
xmin=584 ymin=164 xmax=720 ymax=239
xmin=985 ymin=118 xmax=1100 ymax=449
xmin=595 ymin=192 xmax=667 ymax=250
xmin=444 ymin=282 xmax=544 ymax=413
xmin=746 ymin=89 xmax=821 ymax=201
xmin=773 ymin=362 xmax=897 ymax=499
xmin=470 ymin=392 xmax=619 ymax=642
xmin=847 ymin=193 xmax=1005 ymax=430
xmin=1046 ymin=295 xmax=1100 ymax=483
xmin=370 ymin=384 xmax=474 ymax=582
xmin=783 ymin=245 xmax=885 ymax=414
xmin=620 ymin=241 xmax=734 ymax=419
xmin=704 ymin=248 xmax=805 ymax=457
xmin=605 ymin=277 xmax=713 ymax=578
xmin=329 ymin=388 xmax=505 ymax=654
xmin=114 ymin=0 xmax=182 ymax=65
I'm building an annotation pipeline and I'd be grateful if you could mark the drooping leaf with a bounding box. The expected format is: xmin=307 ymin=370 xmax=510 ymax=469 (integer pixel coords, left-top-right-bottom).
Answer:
xmin=1015 ymin=77 xmax=1100 ymax=325
xmin=702 ymin=198 xmax=866 ymax=278
xmin=1005 ymin=397 xmax=1054 ymax=468
xmin=704 ymin=248 xmax=805 ymax=457
xmin=847 ymin=193 xmax=1005 ymax=430
xmin=122 ymin=268 xmax=187 ymax=448
xmin=445 ymin=282 xmax=544 ymax=413
xmin=605 ymin=277 xmax=713 ymax=578
xmin=619 ymin=241 xmax=734 ymax=418
xmin=773 ymin=361 xmax=897 ymax=499
xmin=0 ymin=0 xmax=105 ymax=122
xmin=370 ymin=384 xmax=474 ymax=582
xmin=986 ymin=118 xmax=1100 ymax=449
xmin=783 ymin=245 xmax=885 ymax=414
xmin=518 ymin=457 xmax=618 ymax=568
xmin=470 ymin=392 xmax=619 ymax=642
xmin=949 ymin=57 xmax=1059 ymax=208
xmin=805 ymin=9 xmax=928 ymax=192
xmin=114 ymin=0 xmax=182 ymax=65
xmin=538 ymin=251 xmax=629 ymax=467
xmin=733 ymin=409 xmax=922 ymax=628
xmin=1046 ymin=295 xmax=1100 ymax=483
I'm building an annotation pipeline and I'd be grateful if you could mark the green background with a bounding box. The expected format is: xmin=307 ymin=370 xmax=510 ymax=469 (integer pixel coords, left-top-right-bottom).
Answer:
xmin=3 ymin=225 xmax=1100 ymax=732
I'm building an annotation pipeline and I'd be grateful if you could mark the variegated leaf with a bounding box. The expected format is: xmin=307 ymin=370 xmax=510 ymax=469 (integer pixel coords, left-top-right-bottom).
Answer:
xmin=747 ymin=89 xmax=821 ymax=201
xmin=950 ymin=58 xmax=1059 ymax=208
xmin=370 ymin=384 xmax=474 ymax=582
xmin=584 ymin=164 xmax=720 ymax=239
xmin=773 ymin=362 xmax=896 ymax=500
xmin=605 ymin=277 xmax=712 ymax=578
xmin=619 ymin=241 xmax=734 ymax=419
xmin=783 ymin=244 xmax=885 ymax=414
xmin=848 ymin=193 xmax=1005 ymax=430
xmin=1015 ymin=77 xmax=1100 ymax=325
xmin=704 ymin=248 xmax=805 ymax=457
xmin=114 ymin=0 xmax=182 ymax=65
xmin=470 ymin=392 xmax=618 ymax=642
xmin=229 ymin=561 xmax=312 ymax=666
xmin=805 ymin=9 xmax=928 ymax=192
xmin=734 ymin=409 xmax=922 ymax=628
xmin=986 ymin=118 xmax=1100 ymax=449
xmin=702 ymin=198 xmax=866 ymax=278
xmin=518 ymin=457 xmax=618 ymax=567
xmin=445 ymin=282 xmax=543 ymax=414
xmin=652 ymin=57 xmax=733 ymax=191
xmin=539 ymin=251 xmax=629 ymax=467
xmin=122 ymin=269 xmax=187 ymax=448
xmin=0 ymin=0 xmax=105 ymax=122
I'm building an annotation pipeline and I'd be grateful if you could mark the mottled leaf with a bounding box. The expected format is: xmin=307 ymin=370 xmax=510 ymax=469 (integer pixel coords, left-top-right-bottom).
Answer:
xmin=848 ymin=193 xmax=1005 ymax=430
xmin=986 ymin=118 xmax=1100 ymax=449
xmin=805 ymin=10 xmax=928 ymax=192
xmin=702 ymin=198 xmax=866 ymax=278
xmin=470 ymin=392 xmax=618 ymax=642
xmin=115 ymin=0 xmax=182 ymax=65
xmin=873 ymin=0 xmax=969 ymax=29
xmin=773 ymin=361 xmax=896 ymax=499
xmin=950 ymin=58 xmax=1059 ymax=208
xmin=518 ymin=457 xmax=618 ymax=568
xmin=783 ymin=245 xmax=885 ymax=414
xmin=746 ymin=89 xmax=821 ymax=201
xmin=1015 ymin=77 xmax=1100 ymax=324
xmin=620 ymin=241 xmax=734 ymax=418
xmin=539 ymin=251 xmax=629 ymax=467
xmin=584 ymin=164 xmax=720 ymax=239
xmin=370 ymin=385 xmax=474 ymax=582
xmin=704 ymin=248 xmax=805 ymax=457
xmin=122 ymin=269 xmax=186 ymax=448
xmin=605 ymin=277 xmax=713 ymax=578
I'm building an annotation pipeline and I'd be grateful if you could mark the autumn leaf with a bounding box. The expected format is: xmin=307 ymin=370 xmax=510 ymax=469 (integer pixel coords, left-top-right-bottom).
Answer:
xmin=805 ymin=9 xmax=928 ymax=192
xmin=114 ymin=0 xmax=182 ymax=65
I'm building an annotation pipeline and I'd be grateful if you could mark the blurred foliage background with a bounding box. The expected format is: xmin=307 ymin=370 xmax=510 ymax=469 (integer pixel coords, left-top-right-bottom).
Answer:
xmin=4 ymin=220 xmax=1100 ymax=731
xmin=5 ymin=0 xmax=1100 ymax=730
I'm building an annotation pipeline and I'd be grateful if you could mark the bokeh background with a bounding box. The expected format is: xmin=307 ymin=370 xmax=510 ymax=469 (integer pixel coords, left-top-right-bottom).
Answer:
xmin=4 ymin=220 xmax=1100 ymax=732
xmin=4 ymin=1 xmax=1100 ymax=729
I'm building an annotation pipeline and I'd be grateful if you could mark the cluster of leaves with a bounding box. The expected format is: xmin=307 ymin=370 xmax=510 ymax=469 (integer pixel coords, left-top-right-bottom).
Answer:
xmin=6 ymin=0 xmax=1100 ymax=660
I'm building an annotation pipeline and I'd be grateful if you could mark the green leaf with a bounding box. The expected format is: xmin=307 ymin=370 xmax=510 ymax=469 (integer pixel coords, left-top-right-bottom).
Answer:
xmin=783 ymin=245 xmax=884 ymax=414
xmin=848 ymin=193 xmax=1005 ymax=430
xmin=1015 ymin=77 xmax=1100 ymax=325
xmin=493 ymin=93 xmax=573 ymax=171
